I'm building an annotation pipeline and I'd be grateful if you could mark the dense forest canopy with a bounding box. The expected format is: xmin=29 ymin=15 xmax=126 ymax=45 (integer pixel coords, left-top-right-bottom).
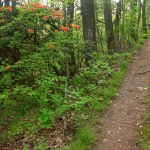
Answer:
xmin=0 ymin=0 xmax=150 ymax=149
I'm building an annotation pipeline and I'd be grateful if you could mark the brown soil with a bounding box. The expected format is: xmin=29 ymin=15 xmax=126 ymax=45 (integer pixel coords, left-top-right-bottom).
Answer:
xmin=92 ymin=40 xmax=150 ymax=150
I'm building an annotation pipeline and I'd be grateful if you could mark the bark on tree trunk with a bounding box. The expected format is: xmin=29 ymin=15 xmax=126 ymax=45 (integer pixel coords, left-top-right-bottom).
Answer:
xmin=4 ymin=0 xmax=9 ymax=6
xmin=142 ymin=0 xmax=147 ymax=34
xmin=62 ymin=3 xmax=67 ymax=26
xmin=0 ymin=0 xmax=3 ymax=7
xmin=137 ymin=0 xmax=142 ymax=28
xmin=103 ymin=0 xmax=115 ymax=51
xmin=114 ymin=0 xmax=122 ymax=51
xmin=67 ymin=2 xmax=76 ymax=77
xmin=80 ymin=0 xmax=97 ymax=64
xmin=130 ymin=0 xmax=138 ymax=41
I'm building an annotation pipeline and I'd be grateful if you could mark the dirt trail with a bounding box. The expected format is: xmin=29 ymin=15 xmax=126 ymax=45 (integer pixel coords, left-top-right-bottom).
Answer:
xmin=92 ymin=40 xmax=150 ymax=150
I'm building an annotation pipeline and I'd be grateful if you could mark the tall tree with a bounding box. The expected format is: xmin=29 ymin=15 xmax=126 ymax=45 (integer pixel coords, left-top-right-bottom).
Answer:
xmin=142 ymin=0 xmax=147 ymax=33
xmin=103 ymin=0 xmax=115 ymax=51
xmin=80 ymin=0 xmax=97 ymax=63
xmin=130 ymin=0 xmax=138 ymax=41
xmin=114 ymin=0 xmax=122 ymax=27
xmin=0 ymin=0 xmax=3 ymax=7
xmin=114 ymin=0 xmax=122 ymax=51
xmin=137 ymin=0 xmax=142 ymax=29
xmin=62 ymin=4 xmax=67 ymax=26
xmin=67 ymin=2 xmax=74 ymax=26
xmin=4 ymin=0 xmax=10 ymax=6
xmin=67 ymin=1 xmax=76 ymax=76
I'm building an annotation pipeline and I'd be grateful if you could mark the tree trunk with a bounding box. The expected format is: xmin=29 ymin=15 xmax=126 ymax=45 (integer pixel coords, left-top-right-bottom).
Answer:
xmin=121 ymin=0 xmax=125 ymax=48
xmin=96 ymin=13 xmax=104 ymax=52
xmin=103 ymin=0 xmax=115 ymax=51
xmin=0 ymin=0 xmax=3 ymax=7
xmin=80 ymin=0 xmax=97 ymax=64
xmin=130 ymin=0 xmax=138 ymax=41
xmin=137 ymin=0 xmax=142 ymax=28
xmin=142 ymin=0 xmax=147 ymax=34
xmin=62 ymin=4 xmax=67 ymax=26
xmin=115 ymin=0 xmax=122 ymax=27
xmin=4 ymin=0 xmax=10 ymax=6
xmin=114 ymin=0 xmax=122 ymax=51
xmin=67 ymin=2 xmax=76 ymax=76
xmin=67 ymin=3 xmax=74 ymax=26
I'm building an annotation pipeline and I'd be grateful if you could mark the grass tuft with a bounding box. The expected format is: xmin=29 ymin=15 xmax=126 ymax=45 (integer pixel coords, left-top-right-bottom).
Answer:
xmin=64 ymin=128 xmax=96 ymax=150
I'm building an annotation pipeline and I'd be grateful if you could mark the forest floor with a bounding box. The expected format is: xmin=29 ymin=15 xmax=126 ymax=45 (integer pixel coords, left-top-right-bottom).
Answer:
xmin=92 ymin=40 xmax=150 ymax=150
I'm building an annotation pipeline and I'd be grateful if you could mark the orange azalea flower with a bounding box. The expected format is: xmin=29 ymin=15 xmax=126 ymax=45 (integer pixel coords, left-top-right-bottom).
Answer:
xmin=36 ymin=3 xmax=45 ymax=8
xmin=30 ymin=3 xmax=36 ymax=7
xmin=60 ymin=25 xmax=69 ymax=32
xmin=0 ymin=6 xmax=5 ymax=12
xmin=49 ymin=43 xmax=53 ymax=49
xmin=30 ymin=3 xmax=45 ymax=9
xmin=70 ymin=23 xmax=75 ymax=28
xmin=76 ymin=25 xmax=80 ymax=29
xmin=8 ymin=6 xmax=12 ymax=12
xmin=55 ymin=10 xmax=62 ymax=17
xmin=70 ymin=23 xmax=80 ymax=29
xmin=27 ymin=28 xmax=34 ymax=33
xmin=31 ymin=7 xmax=35 ymax=11
xmin=38 ymin=4 xmax=45 ymax=9
xmin=75 ymin=25 xmax=80 ymax=29
xmin=50 ymin=9 xmax=64 ymax=20
xmin=51 ymin=15 xmax=56 ymax=20
xmin=42 ymin=16 xmax=48 ymax=20
xmin=5 ymin=66 xmax=11 ymax=71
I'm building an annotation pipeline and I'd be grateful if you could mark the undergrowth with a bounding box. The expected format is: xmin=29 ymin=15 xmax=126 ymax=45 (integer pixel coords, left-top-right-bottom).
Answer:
xmin=0 ymin=37 xmax=145 ymax=149
xmin=60 ymin=42 xmax=144 ymax=150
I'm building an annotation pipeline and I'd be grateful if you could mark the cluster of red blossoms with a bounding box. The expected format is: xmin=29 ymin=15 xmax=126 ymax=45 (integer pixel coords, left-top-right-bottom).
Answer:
xmin=59 ymin=24 xmax=80 ymax=32
xmin=27 ymin=28 xmax=34 ymax=33
xmin=70 ymin=23 xmax=80 ymax=29
xmin=49 ymin=43 xmax=53 ymax=49
xmin=0 ymin=6 xmax=12 ymax=12
xmin=30 ymin=7 xmax=35 ymax=12
xmin=2 ymin=64 xmax=11 ymax=71
xmin=19 ymin=3 xmax=45 ymax=12
xmin=60 ymin=25 xmax=70 ymax=32
xmin=29 ymin=3 xmax=45 ymax=9
xmin=19 ymin=3 xmax=80 ymax=50
xmin=48 ymin=24 xmax=80 ymax=49
xmin=42 ymin=15 xmax=48 ymax=20
xmin=8 ymin=6 xmax=12 ymax=12
xmin=50 ymin=9 xmax=63 ymax=20
xmin=5 ymin=66 xmax=11 ymax=71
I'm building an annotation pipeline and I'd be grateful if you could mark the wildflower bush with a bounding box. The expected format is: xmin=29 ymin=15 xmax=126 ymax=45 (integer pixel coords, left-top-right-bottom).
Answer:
xmin=0 ymin=4 xmax=79 ymax=61
xmin=0 ymin=3 xmax=82 ymax=128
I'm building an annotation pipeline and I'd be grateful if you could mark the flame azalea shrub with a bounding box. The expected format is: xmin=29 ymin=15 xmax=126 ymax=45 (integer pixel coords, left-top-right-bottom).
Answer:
xmin=0 ymin=3 xmax=82 ymax=129
xmin=0 ymin=3 xmax=81 ymax=71
xmin=0 ymin=4 xmax=79 ymax=60
xmin=0 ymin=4 xmax=53 ymax=56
